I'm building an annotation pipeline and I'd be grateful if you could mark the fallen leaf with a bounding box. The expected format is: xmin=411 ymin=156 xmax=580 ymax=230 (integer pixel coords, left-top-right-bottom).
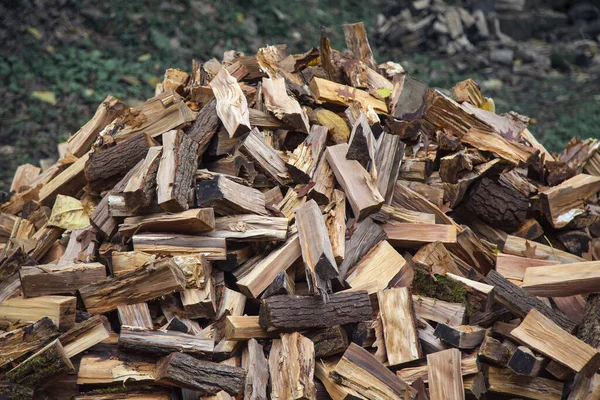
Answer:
xmin=521 ymin=240 xmax=549 ymax=260
xmin=47 ymin=195 xmax=90 ymax=230
xmin=31 ymin=91 xmax=56 ymax=105
xmin=376 ymin=87 xmax=391 ymax=98
xmin=315 ymin=108 xmax=350 ymax=143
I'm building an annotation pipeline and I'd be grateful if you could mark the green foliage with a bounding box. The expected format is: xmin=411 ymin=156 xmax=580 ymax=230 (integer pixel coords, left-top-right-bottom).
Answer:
xmin=412 ymin=268 xmax=468 ymax=304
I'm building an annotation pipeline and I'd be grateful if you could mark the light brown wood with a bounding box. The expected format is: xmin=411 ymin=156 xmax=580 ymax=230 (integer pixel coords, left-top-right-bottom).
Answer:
xmin=485 ymin=365 xmax=563 ymax=400
xmin=522 ymin=261 xmax=600 ymax=296
xmin=308 ymin=155 xmax=335 ymax=205
xmin=397 ymin=352 xmax=478 ymax=385
xmin=0 ymin=317 xmax=58 ymax=368
xmin=412 ymin=241 xmax=461 ymax=276
xmin=296 ymin=199 xmax=338 ymax=297
xmin=132 ymin=233 xmax=227 ymax=260
xmin=118 ymin=303 xmax=154 ymax=329
xmin=122 ymin=145 xmax=162 ymax=212
xmin=511 ymin=308 xmax=600 ymax=377
xmin=309 ymin=77 xmax=387 ymax=114
xmin=209 ymin=67 xmax=251 ymax=138
xmin=412 ymin=295 xmax=465 ymax=326
xmin=111 ymin=251 xmax=154 ymax=275
xmin=375 ymin=133 xmax=405 ymax=203
xmin=434 ymin=324 xmax=486 ymax=349
xmin=315 ymin=358 xmax=363 ymax=400
xmin=427 ymin=349 xmax=465 ymax=400
xmin=10 ymin=164 xmax=41 ymax=193
xmin=77 ymin=354 xmax=156 ymax=384
xmin=196 ymin=175 xmax=268 ymax=216
xmin=326 ymin=189 xmax=346 ymax=264
xmin=496 ymin=254 xmax=558 ymax=281
xmin=239 ymin=128 xmax=291 ymax=185
xmin=0 ymin=296 xmax=76 ymax=330
xmin=343 ymin=22 xmax=377 ymax=70
xmin=383 ymin=223 xmax=457 ymax=247
xmin=503 ymin=235 xmax=585 ymax=264
xmin=269 ymin=332 xmax=316 ymax=400
xmin=120 ymin=208 xmax=215 ymax=237
xmin=224 ymin=316 xmax=277 ymax=341
xmin=242 ymin=338 xmax=268 ymax=400
xmin=206 ymin=215 xmax=288 ymax=242
xmin=119 ymin=325 xmax=214 ymax=356
xmin=20 ymin=263 xmax=106 ymax=297
xmin=181 ymin=285 xmax=217 ymax=319
xmin=285 ymin=125 xmax=328 ymax=184
xmin=38 ymin=153 xmax=89 ymax=206
xmin=59 ymin=314 xmax=111 ymax=358
xmin=326 ymin=143 xmax=384 ymax=221
xmin=378 ymin=287 xmax=421 ymax=366
xmin=261 ymin=77 xmax=309 ymax=133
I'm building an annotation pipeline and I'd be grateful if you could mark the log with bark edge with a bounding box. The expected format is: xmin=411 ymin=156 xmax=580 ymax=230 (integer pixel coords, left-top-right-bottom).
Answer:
xmin=0 ymin=295 xmax=76 ymax=331
xmin=119 ymin=208 xmax=215 ymax=237
xmin=258 ymin=291 xmax=372 ymax=331
xmin=118 ymin=145 xmax=162 ymax=214
xmin=10 ymin=164 xmax=41 ymax=193
xmin=269 ymin=332 xmax=317 ymax=400
xmin=427 ymin=348 xmax=465 ymax=400
xmin=195 ymin=175 xmax=268 ymax=216
xmin=19 ymin=262 xmax=106 ymax=297
xmin=209 ymin=67 xmax=251 ymax=138
xmin=0 ymin=317 xmax=58 ymax=368
xmin=239 ymin=128 xmax=291 ymax=185
xmin=119 ymin=325 xmax=214 ymax=357
xmin=303 ymin=324 xmax=349 ymax=358
xmin=79 ymin=258 xmax=186 ymax=314
xmin=132 ymin=233 xmax=226 ymax=260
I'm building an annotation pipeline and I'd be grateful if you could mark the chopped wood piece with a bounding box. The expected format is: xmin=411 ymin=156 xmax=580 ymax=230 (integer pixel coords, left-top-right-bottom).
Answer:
xmin=539 ymin=174 xmax=600 ymax=229
xmin=262 ymin=77 xmax=309 ymax=133
xmin=19 ymin=262 xmax=106 ymax=297
xmin=398 ymin=158 xmax=433 ymax=182
xmin=4 ymin=339 xmax=74 ymax=389
xmin=217 ymin=287 xmax=246 ymax=319
xmin=206 ymin=215 xmax=288 ymax=241
xmin=392 ymin=181 xmax=459 ymax=228
xmin=347 ymin=113 xmax=376 ymax=170
xmin=79 ymin=258 xmax=186 ymax=314
xmin=122 ymin=145 xmax=162 ymax=212
xmin=378 ymin=287 xmax=421 ymax=366
xmin=412 ymin=295 xmax=465 ymax=326
xmin=77 ymin=354 xmax=155 ymax=384
xmin=10 ymin=164 xmax=41 ymax=193
xmin=120 ymin=208 xmax=215 ymax=237
xmin=343 ymin=22 xmax=377 ymax=70
xmin=479 ymin=329 xmax=511 ymax=366
xmin=522 ymin=261 xmax=600 ymax=296
xmin=181 ymin=286 xmax=217 ymax=319
xmin=155 ymin=352 xmax=246 ymax=395
xmin=412 ymin=241 xmax=461 ymax=276
xmin=239 ymin=128 xmax=291 ymax=185
xmin=427 ymin=348 xmax=465 ymax=400
xmin=337 ymin=217 xmax=386 ymax=284
xmin=462 ymin=127 xmax=538 ymax=166
xmin=396 ymin=352 xmax=478 ymax=384
xmin=187 ymin=98 xmax=220 ymax=155
xmin=332 ymin=342 xmax=416 ymax=400
xmin=502 ymin=235 xmax=585 ymax=264
xmin=195 ymin=176 xmax=268 ymax=215
xmin=242 ymin=338 xmax=268 ymax=400
xmin=209 ymin=67 xmax=251 ymax=138
xmin=495 ymin=254 xmax=557 ymax=281
xmin=269 ymin=332 xmax=316 ymax=400
xmin=383 ymin=223 xmax=457 ymax=247
xmin=485 ymin=364 xmax=563 ymax=400
xmin=434 ymin=324 xmax=485 ymax=349
xmin=326 ymin=189 xmax=346 ymax=264
xmin=237 ymin=234 xmax=301 ymax=298
xmin=58 ymin=314 xmax=111 ymax=357
xmin=132 ymin=233 xmax=226 ymax=260
xmin=258 ymin=291 xmax=372 ymax=331
xmin=510 ymin=308 xmax=600 ymax=377
xmin=296 ymin=199 xmax=338 ymax=296
xmin=0 ymin=317 xmax=58 ymax=368
xmin=303 ymin=325 xmax=349 ymax=357
xmin=119 ymin=325 xmax=214 ymax=356
xmin=0 ymin=296 xmax=76 ymax=331
xmin=375 ymin=132 xmax=405 ymax=203
xmin=156 ymin=129 xmax=198 ymax=212
xmin=346 ymin=240 xmax=409 ymax=297
xmin=261 ymin=269 xmax=295 ymax=298
xmin=391 ymin=75 xmax=428 ymax=122
xmin=326 ymin=143 xmax=384 ymax=221
xmin=308 ymin=155 xmax=335 ymax=205
xmin=224 ymin=316 xmax=277 ymax=341
xmin=310 ymin=77 xmax=387 ymax=114
xmin=507 ymin=346 xmax=546 ymax=377
xmin=484 ymin=270 xmax=577 ymax=333
xmin=315 ymin=358 xmax=363 ymax=399
xmin=38 ymin=153 xmax=89 ymax=206
xmin=118 ymin=303 xmax=153 ymax=329
xmin=285 ymin=125 xmax=328 ymax=183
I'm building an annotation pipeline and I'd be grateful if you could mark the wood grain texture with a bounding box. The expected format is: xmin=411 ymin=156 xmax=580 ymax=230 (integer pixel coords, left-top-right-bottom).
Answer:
xmin=0 ymin=317 xmax=58 ymax=368
xmin=383 ymin=223 xmax=457 ymax=247
xmin=242 ymin=338 xmax=268 ymax=400
xmin=119 ymin=325 xmax=214 ymax=357
xmin=239 ymin=128 xmax=291 ymax=185
xmin=206 ymin=215 xmax=287 ymax=242
xmin=132 ymin=233 xmax=226 ymax=260
xmin=269 ymin=332 xmax=316 ymax=400
xmin=119 ymin=145 xmax=161 ymax=213
xmin=19 ymin=263 xmax=106 ymax=297
xmin=120 ymin=208 xmax=215 ymax=237
xmin=427 ymin=349 xmax=465 ymax=400
xmin=209 ymin=67 xmax=251 ymax=138
xmin=0 ymin=296 xmax=76 ymax=331
xmin=522 ymin=261 xmax=600 ymax=296
xmin=195 ymin=176 xmax=268 ymax=216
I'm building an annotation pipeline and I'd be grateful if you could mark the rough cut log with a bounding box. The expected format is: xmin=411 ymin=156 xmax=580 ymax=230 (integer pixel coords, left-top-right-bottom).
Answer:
xmin=3 ymin=339 xmax=74 ymax=389
xmin=155 ymin=352 xmax=246 ymax=395
xmin=236 ymin=234 xmax=301 ymax=298
xmin=502 ymin=235 xmax=585 ymax=264
xmin=427 ymin=349 xmax=465 ymax=400
xmin=10 ymin=164 xmax=41 ymax=193
xmin=38 ymin=153 xmax=89 ymax=206
xmin=309 ymin=77 xmax=387 ymax=114
xmin=375 ymin=132 xmax=405 ymax=203
xmin=261 ymin=77 xmax=309 ymax=133
xmin=259 ymin=291 xmax=372 ymax=331
xmin=242 ymin=338 xmax=268 ymax=400
xmin=0 ymin=296 xmax=76 ymax=331
xmin=77 ymin=354 xmax=156 ymax=385
xmin=326 ymin=189 xmax=346 ymax=264
xmin=412 ymin=295 xmax=465 ymax=326
xmin=206 ymin=215 xmax=288 ymax=242
xmin=209 ymin=67 xmax=251 ymax=138
xmin=119 ymin=325 xmax=214 ymax=357
xmin=285 ymin=125 xmax=328 ymax=184
xmin=239 ymin=128 xmax=291 ymax=185
xmin=434 ymin=324 xmax=485 ymax=349
xmin=507 ymin=346 xmax=546 ymax=377
xmin=186 ymin=98 xmax=220 ymax=155
xmin=296 ymin=199 xmax=338 ymax=296
xmin=58 ymin=314 xmax=111 ymax=357
xmin=326 ymin=143 xmax=384 ymax=221
xmin=484 ymin=270 xmax=577 ymax=333
xmin=396 ymin=352 xmax=479 ymax=384
xmin=315 ymin=358 xmax=363 ymax=399
xmin=224 ymin=316 xmax=277 ymax=341
xmin=132 ymin=233 xmax=226 ymax=260
xmin=156 ymin=129 xmax=198 ymax=212
xmin=331 ymin=342 xmax=416 ymax=400
xmin=378 ymin=287 xmax=421 ymax=366
xmin=510 ymin=308 xmax=600 ymax=377
xmin=383 ymin=223 xmax=457 ymax=247
xmin=539 ymin=174 xmax=600 ymax=229
xmin=120 ymin=208 xmax=215 ymax=237
xmin=343 ymin=22 xmax=377 ymax=70
xmin=19 ymin=263 xmax=106 ymax=297
xmin=121 ymin=145 xmax=162 ymax=212
xmin=118 ymin=303 xmax=153 ymax=329
xmin=269 ymin=332 xmax=316 ymax=400
xmin=484 ymin=364 xmax=563 ymax=400
xmin=390 ymin=75 xmax=428 ymax=122
xmin=412 ymin=241 xmax=461 ymax=276
xmin=0 ymin=317 xmax=58 ymax=368
xmin=79 ymin=258 xmax=186 ymax=314
xmin=303 ymin=325 xmax=349 ymax=358
xmin=521 ymin=261 xmax=600 ymax=296
xmin=195 ymin=176 xmax=268 ymax=216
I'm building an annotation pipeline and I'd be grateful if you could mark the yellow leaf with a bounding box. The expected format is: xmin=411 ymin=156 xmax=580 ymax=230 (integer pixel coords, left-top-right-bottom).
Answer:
xmin=48 ymin=195 xmax=90 ymax=230
xmin=316 ymin=109 xmax=350 ymax=143
xmin=31 ymin=91 xmax=56 ymax=105
xmin=27 ymin=26 xmax=42 ymax=40
xmin=308 ymin=57 xmax=320 ymax=67
xmin=376 ymin=87 xmax=391 ymax=99
xmin=481 ymin=97 xmax=495 ymax=113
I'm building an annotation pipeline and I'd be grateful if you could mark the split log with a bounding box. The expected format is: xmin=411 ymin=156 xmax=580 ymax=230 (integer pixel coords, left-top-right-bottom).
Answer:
xmin=19 ymin=263 xmax=106 ymax=297
xmin=79 ymin=258 xmax=186 ymax=314
xmin=269 ymin=332 xmax=316 ymax=400
xmin=502 ymin=235 xmax=585 ymax=264
xmin=398 ymin=158 xmax=433 ymax=182
xmin=206 ymin=215 xmax=288 ymax=241
xmin=396 ymin=352 xmax=479 ymax=384
xmin=507 ymin=346 xmax=546 ymax=377
xmin=239 ymin=128 xmax=291 ymax=185
xmin=308 ymin=154 xmax=335 ymax=205
xmin=242 ymin=338 xmax=268 ymax=400
xmin=132 ymin=233 xmax=226 ymax=260
xmin=331 ymin=342 xmax=416 ymax=400
xmin=434 ymin=324 xmax=485 ymax=349
xmin=121 ymin=145 xmax=162 ymax=212
xmin=315 ymin=358 xmax=363 ymax=399
xmin=309 ymin=77 xmax=387 ymax=114
xmin=495 ymin=254 xmax=557 ymax=281
xmin=118 ymin=303 xmax=153 ymax=329
xmin=0 ymin=296 xmax=76 ymax=330
xmin=375 ymin=132 xmax=405 ymax=203
xmin=303 ymin=325 xmax=349 ymax=358
xmin=296 ymin=199 xmax=338 ymax=296
xmin=224 ymin=316 xmax=277 ymax=341
xmin=392 ymin=181 xmax=459 ymax=228
xmin=119 ymin=325 xmax=214 ymax=356
xmin=261 ymin=77 xmax=309 ymax=133
xmin=522 ymin=261 xmax=600 ymax=296
xmin=427 ymin=348 xmax=465 ymax=400
xmin=0 ymin=317 xmax=58 ymax=368
xmin=510 ymin=308 xmax=600 ymax=377
xmin=38 ymin=153 xmax=89 ymax=206
xmin=156 ymin=129 xmax=198 ymax=212
xmin=326 ymin=143 xmax=384 ymax=221
xmin=195 ymin=176 xmax=268 ymax=215
xmin=347 ymin=113 xmax=376 ymax=170
xmin=383 ymin=223 xmax=457 ymax=247
xmin=10 ymin=164 xmax=41 ymax=193
xmin=412 ymin=295 xmax=465 ymax=326
xmin=484 ymin=364 xmax=563 ymax=400
xmin=209 ymin=67 xmax=251 ymax=138
xmin=261 ymin=269 xmax=295 ymax=298
xmin=285 ymin=125 xmax=328 ymax=183
xmin=343 ymin=22 xmax=377 ymax=70
xmin=478 ymin=329 xmax=511 ymax=366
xmin=390 ymin=75 xmax=428 ymax=122
xmin=186 ymin=98 xmax=220 ymax=155
xmin=58 ymin=314 xmax=111 ymax=357
xmin=326 ymin=189 xmax=346 ymax=263
xmin=155 ymin=352 xmax=246 ymax=395
xmin=181 ymin=286 xmax=217 ymax=319
xmin=258 ymin=291 xmax=372 ymax=331
xmin=120 ymin=208 xmax=215 ymax=237
xmin=77 ymin=354 xmax=155 ymax=384
xmin=412 ymin=241 xmax=461 ymax=276
xmin=337 ymin=217 xmax=386 ymax=284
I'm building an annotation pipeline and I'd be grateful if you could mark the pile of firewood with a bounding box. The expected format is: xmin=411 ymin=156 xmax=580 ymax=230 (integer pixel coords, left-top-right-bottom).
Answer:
xmin=2 ymin=21 xmax=600 ymax=400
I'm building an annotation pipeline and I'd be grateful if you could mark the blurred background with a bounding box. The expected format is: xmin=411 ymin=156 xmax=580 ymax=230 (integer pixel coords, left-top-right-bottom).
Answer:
xmin=2 ymin=0 xmax=600 ymax=190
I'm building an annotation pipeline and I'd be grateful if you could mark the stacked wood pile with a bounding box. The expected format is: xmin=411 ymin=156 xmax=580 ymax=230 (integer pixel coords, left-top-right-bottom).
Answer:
xmin=3 ymin=21 xmax=600 ymax=400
